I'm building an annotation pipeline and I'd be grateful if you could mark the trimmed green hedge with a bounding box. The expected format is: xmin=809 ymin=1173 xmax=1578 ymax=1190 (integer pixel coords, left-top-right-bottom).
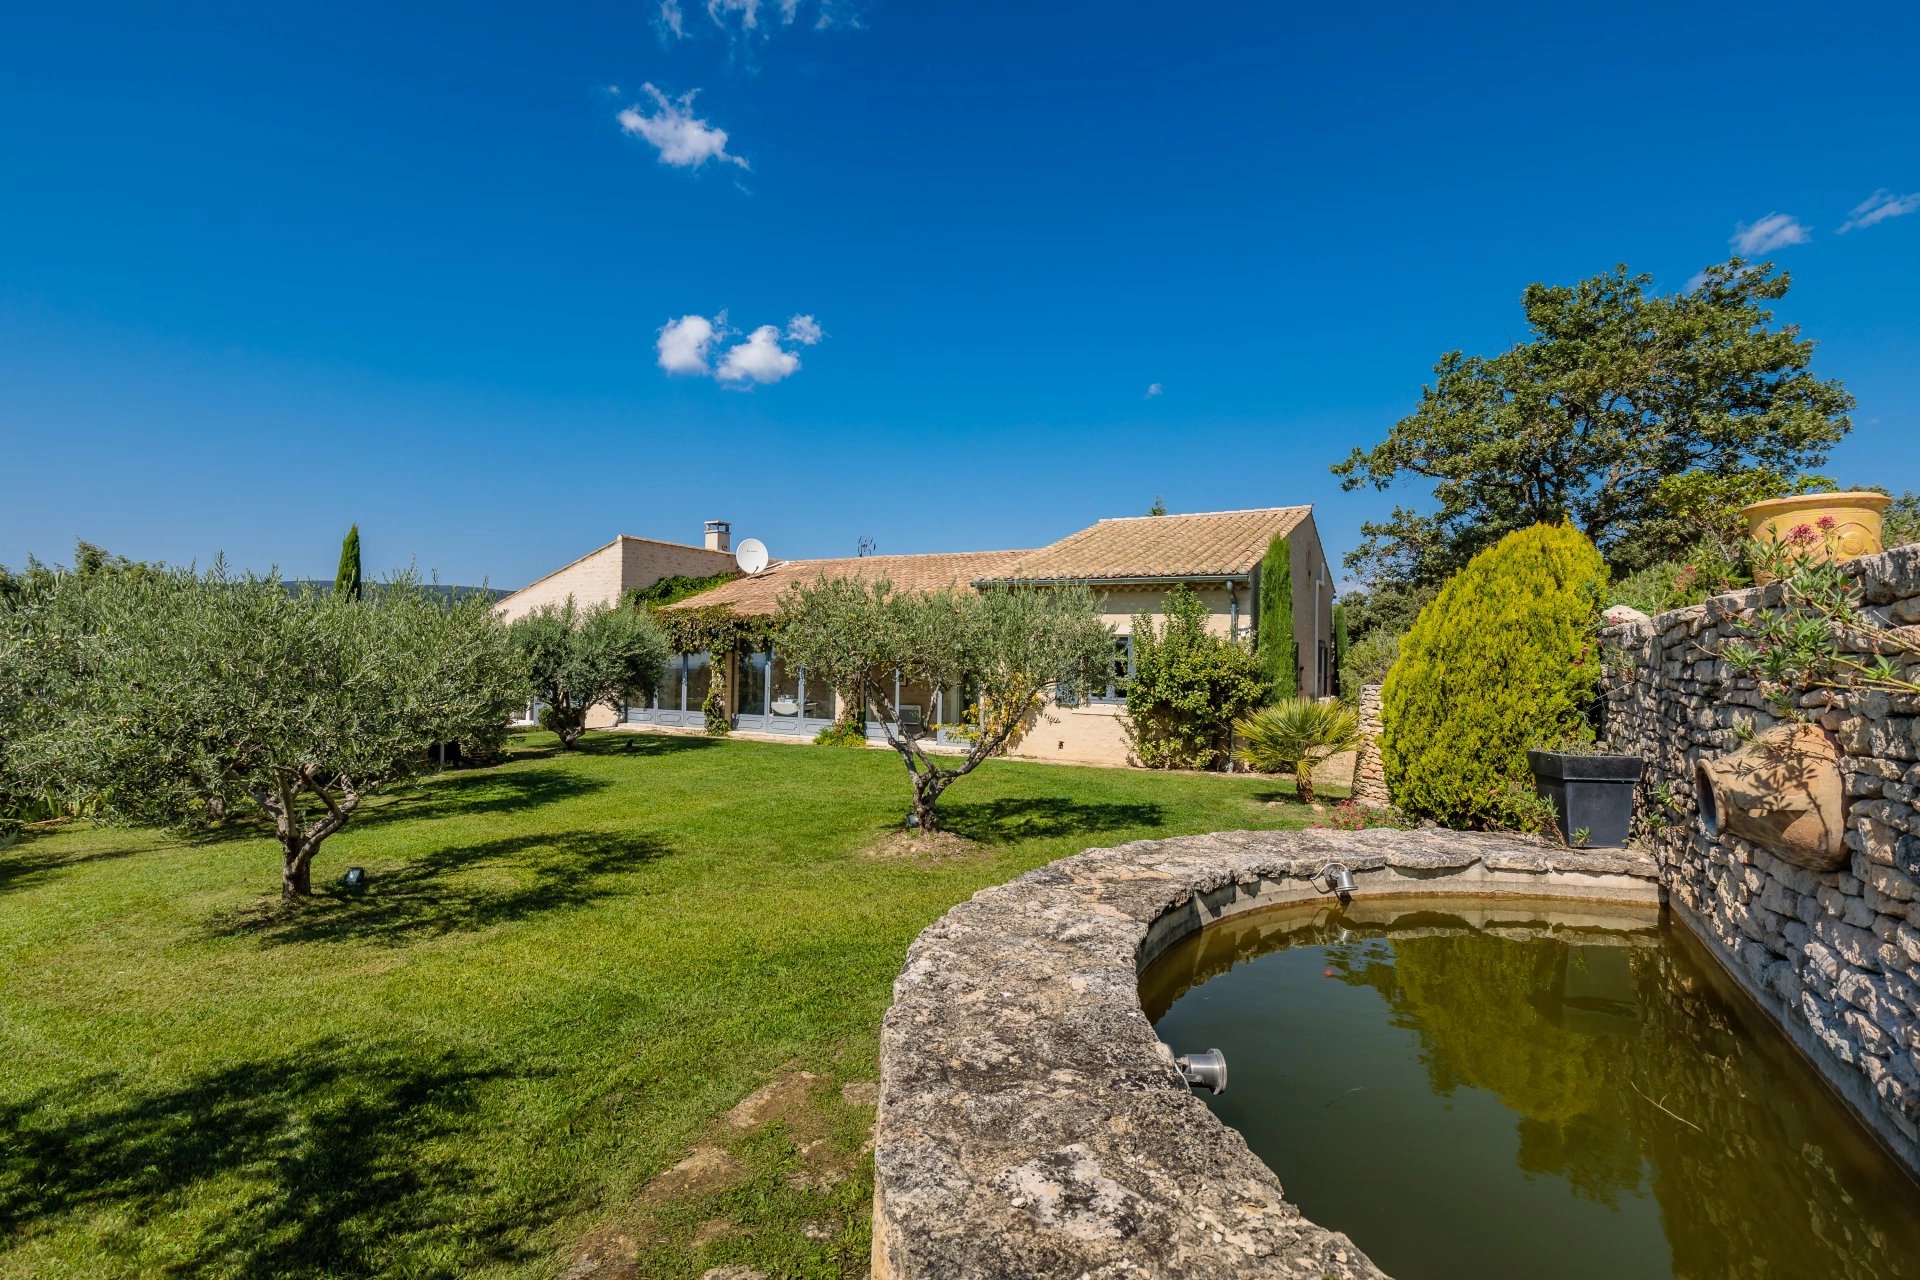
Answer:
xmin=1380 ymin=523 xmax=1606 ymax=828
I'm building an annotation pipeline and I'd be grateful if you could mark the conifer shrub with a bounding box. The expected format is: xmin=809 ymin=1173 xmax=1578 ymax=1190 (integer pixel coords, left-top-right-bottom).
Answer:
xmin=1380 ymin=523 xmax=1607 ymax=828
xmin=1332 ymin=600 xmax=1349 ymax=699
xmin=1256 ymin=535 xmax=1297 ymax=697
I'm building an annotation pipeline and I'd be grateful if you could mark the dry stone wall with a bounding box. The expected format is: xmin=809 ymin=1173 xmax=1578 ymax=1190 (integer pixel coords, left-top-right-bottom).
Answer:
xmin=1349 ymin=682 xmax=1391 ymax=807
xmin=1598 ymin=543 xmax=1920 ymax=1172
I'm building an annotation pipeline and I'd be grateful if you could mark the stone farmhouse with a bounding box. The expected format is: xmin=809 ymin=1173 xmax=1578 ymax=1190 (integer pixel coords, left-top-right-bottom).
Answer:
xmin=494 ymin=506 xmax=1334 ymax=767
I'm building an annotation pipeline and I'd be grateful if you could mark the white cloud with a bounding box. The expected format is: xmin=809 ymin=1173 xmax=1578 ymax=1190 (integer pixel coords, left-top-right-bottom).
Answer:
xmin=616 ymin=84 xmax=747 ymax=169
xmin=657 ymin=312 xmax=819 ymax=386
xmin=718 ymin=325 xmax=803 ymax=383
xmin=708 ymin=0 xmax=766 ymax=28
xmin=1730 ymin=212 xmax=1810 ymax=256
xmin=656 ymin=314 xmax=719 ymax=374
xmin=699 ymin=0 xmax=855 ymax=36
xmin=1840 ymin=189 xmax=1920 ymax=233
xmin=658 ymin=0 xmax=686 ymax=37
xmin=1145 ymin=382 xmax=1163 ymax=398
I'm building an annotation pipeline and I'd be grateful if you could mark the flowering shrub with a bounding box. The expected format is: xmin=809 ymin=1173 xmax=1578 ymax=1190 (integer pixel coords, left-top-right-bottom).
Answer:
xmin=1314 ymin=799 xmax=1416 ymax=831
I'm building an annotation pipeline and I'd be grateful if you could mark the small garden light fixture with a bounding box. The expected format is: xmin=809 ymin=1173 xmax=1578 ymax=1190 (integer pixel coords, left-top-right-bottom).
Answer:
xmin=342 ymin=866 xmax=366 ymax=889
xmin=1322 ymin=862 xmax=1358 ymax=895
xmin=1175 ymin=1048 xmax=1228 ymax=1095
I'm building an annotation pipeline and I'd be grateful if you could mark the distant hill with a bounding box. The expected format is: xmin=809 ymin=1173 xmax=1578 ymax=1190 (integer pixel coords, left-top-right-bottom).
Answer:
xmin=284 ymin=582 xmax=509 ymax=604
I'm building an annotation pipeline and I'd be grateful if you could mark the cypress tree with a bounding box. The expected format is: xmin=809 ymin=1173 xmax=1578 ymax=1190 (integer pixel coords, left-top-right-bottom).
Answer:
xmin=1332 ymin=600 xmax=1349 ymax=699
xmin=334 ymin=525 xmax=363 ymax=602
xmin=1380 ymin=523 xmax=1606 ymax=828
xmin=1256 ymin=535 xmax=1297 ymax=698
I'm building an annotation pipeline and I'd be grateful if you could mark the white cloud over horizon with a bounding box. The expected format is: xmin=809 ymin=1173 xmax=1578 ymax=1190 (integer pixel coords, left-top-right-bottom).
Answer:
xmin=616 ymin=84 xmax=747 ymax=169
xmin=656 ymin=311 xmax=820 ymax=386
xmin=1730 ymin=212 xmax=1810 ymax=255
xmin=1840 ymin=189 xmax=1920 ymax=233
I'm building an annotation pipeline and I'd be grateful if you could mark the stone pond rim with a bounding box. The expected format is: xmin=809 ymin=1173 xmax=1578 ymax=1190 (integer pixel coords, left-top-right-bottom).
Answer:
xmin=870 ymin=826 xmax=1662 ymax=1280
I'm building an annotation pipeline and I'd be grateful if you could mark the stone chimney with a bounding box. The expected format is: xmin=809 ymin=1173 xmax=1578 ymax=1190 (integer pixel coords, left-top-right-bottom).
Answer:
xmin=704 ymin=520 xmax=731 ymax=552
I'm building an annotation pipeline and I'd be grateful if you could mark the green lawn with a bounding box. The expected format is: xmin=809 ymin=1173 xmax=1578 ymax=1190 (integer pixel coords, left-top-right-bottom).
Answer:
xmin=0 ymin=732 xmax=1326 ymax=1280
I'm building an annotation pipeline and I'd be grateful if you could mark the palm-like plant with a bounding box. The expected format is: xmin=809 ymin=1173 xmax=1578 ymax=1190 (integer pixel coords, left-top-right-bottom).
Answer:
xmin=1233 ymin=698 xmax=1363 ymax=803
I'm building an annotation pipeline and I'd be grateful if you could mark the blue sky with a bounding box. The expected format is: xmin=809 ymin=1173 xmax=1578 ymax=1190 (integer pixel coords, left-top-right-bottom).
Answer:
xmin=3 ymin=0 xmax=1917 ymax=589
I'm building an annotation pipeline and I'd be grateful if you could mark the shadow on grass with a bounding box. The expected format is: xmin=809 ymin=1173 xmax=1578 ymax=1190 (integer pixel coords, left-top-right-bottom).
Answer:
xmin=0 ymin=1040 xmax=549 ymax=1280
xmin=1249 ymin=788 xmax=1312 ymax=807
xmin=940 ymin=796 xmax=1167 ymax=844
xmin=218 ymin=829 xmax=673 ymax=947
xmin=0 ymin=834 xmax=150 ymax=897
xmin=353 ymin=765 xmax=612 ymax=831
xmin=503 ymin=731 xmax=722 ymax=763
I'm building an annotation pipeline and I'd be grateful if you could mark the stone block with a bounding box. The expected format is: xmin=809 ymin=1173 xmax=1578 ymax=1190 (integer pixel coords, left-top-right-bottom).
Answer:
xmin=1805 ymin=940 xmax=1842 ymax=982
xmin=1856 ymin=816 xmax=1902 ymax=866
xmin=1845 ymin=1008 xmax=1893 ymax=1057
xmin=1868 ymin=863 xmax=1919 ymax=903
xmin=1817 ymin=919 xmax=1883 ymax=971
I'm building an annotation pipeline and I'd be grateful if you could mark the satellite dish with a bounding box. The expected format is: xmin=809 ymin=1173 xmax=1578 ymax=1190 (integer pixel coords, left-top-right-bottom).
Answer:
xmin=735 ymin=538 xmax=769 ymax=575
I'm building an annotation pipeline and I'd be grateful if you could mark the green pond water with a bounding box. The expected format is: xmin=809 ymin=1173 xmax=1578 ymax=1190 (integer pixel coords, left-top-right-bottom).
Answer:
xmin=1141 ymin=899 xmax=1920 ymax=1280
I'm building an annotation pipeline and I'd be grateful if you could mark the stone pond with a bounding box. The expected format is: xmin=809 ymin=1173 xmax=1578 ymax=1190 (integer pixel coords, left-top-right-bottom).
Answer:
xmin=870 ymin=826 xmax=1920 ymax=1278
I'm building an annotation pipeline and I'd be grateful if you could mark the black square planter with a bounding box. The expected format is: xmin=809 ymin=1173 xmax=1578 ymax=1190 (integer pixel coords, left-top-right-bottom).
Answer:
xmin=1527 ymin=750 xmax=1645 ymax=849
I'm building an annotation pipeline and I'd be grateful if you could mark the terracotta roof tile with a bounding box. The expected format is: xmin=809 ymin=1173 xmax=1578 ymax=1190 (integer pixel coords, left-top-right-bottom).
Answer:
xmin=985 ymin=506 xmax=1311 ymax=582
xmin=664 ymin=549 xmax=1034 ymax=617
xmin=665 ymin=506 xmax=1314 ymax=615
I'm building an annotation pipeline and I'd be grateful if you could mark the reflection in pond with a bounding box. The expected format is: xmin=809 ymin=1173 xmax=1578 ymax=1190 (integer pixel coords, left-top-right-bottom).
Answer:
xmin=1142 ymin=900 xmax=1920 ymax=1280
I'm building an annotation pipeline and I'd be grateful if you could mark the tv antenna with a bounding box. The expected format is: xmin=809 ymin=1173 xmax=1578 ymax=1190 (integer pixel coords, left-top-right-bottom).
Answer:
xmin=857 ymin=536 xmax=878 ymax=558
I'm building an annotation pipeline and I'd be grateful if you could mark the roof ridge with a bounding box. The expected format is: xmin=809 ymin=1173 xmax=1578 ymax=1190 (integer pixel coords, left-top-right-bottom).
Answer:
xmin=1093 ymin=504 xmax=1312 ymax=524
xmin=766 ymin=547 xmax=1033 ymax=568
xmin=616 ymin=533 xmax=736 ymax=553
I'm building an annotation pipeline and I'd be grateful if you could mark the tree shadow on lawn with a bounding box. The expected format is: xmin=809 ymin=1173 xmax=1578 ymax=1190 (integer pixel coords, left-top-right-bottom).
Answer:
xmin=351 ymin=765 xmax=612 ymax=832
xmin=503 ymin=731 xmax=722 ymax=764
xmin=0 ymin=834 xmax=149 ymax=897
xmin=0 ymin=1039 xmax=552 ymax=1280
xmin=217 ymin=829 xmax=673 ymax=947
xmin=939 ymin=796 xmax=1167 ymax=844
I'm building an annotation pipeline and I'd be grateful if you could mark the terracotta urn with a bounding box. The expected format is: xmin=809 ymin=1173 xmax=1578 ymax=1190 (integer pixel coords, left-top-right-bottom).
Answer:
xmin=1743 ymin=491 xmax=1890 ymax=584
xmin=1695 ymin=723 xmax=1846 ymax=871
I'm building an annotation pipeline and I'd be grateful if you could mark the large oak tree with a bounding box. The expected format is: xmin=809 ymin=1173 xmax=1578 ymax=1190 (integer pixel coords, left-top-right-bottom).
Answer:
xmin=1333 ymin=259 xmax=1853 ymax=611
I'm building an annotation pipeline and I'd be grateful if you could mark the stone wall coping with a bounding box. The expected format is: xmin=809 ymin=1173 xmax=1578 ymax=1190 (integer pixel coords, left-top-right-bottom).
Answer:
xmin=873 ymin=827 xmax=1661 ymax=1279
xmin=1600 ymin=543 xmax=1920 ymax=645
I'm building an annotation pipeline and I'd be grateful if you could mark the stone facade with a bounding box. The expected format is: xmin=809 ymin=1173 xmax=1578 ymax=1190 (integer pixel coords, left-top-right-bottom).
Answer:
xmin=494 ymin=534 xmax=739 ymax=728
xmin=873 ymin=827 xmax=1659 ymax=1279
xmin=1348 ymin=682 xmax=1390 ymax=807
xmin=1598 ymin=542 xmax=1920 ymax=1173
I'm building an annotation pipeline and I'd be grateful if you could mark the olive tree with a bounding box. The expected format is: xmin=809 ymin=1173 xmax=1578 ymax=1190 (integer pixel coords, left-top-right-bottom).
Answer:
xmin=776 ymin=577 xmax=1112 ymax=832
xmin=2 ymin=565 xmax=524 ymax=897
xmin=506 ymin=600 xmax=669 ymax=749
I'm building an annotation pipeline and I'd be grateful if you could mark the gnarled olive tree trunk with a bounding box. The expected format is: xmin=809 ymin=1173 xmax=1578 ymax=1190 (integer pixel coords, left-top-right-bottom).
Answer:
xmin=251 ymin=765 xmax=361 ymax=900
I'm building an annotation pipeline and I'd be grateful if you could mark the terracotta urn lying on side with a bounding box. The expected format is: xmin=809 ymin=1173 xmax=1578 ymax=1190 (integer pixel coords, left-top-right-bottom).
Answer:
xmin=1743 ymin=491 xmax=1890 ymax=585
xmin=1696 ymin=723 xmax=1846 ymax=871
